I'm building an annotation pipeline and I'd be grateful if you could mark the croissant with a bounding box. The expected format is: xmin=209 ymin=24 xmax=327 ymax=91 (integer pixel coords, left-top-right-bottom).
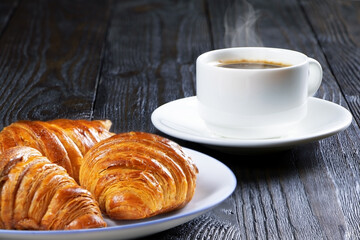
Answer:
xmin=80 ymin=132 xmax=198 ymax=220
xmin=0 ymin=119 xmax=114 ymax=182
xmin=0 ymin=146 xmax=106 ymax=230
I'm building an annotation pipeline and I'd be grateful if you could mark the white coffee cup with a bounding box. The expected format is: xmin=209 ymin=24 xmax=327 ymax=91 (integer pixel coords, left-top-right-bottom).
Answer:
xmin=196 ymin=47 xmax=322 ymax=139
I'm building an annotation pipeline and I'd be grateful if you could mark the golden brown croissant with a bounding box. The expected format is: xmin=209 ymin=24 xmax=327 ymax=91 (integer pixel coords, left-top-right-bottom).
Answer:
xmin=0 ymin=119 xmax=114 ymax=182
xmin=0 ymin=146 xmax=106 ymax=230
xmin=80 ymin=132 xmax=198 ymax=220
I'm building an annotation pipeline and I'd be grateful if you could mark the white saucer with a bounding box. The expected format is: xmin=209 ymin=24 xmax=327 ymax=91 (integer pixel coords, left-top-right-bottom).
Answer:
xmin=151 ymin=96 xmax=352 ymax=152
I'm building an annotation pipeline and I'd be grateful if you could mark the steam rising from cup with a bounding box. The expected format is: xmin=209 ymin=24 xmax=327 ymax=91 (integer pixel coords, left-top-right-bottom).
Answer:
xmin=224 ymin=0 xmax=263 ymax=47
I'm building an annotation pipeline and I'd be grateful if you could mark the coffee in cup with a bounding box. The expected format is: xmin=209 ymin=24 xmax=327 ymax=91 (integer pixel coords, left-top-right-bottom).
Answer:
xmin=217 ymin=59 xmax=291 ymax=69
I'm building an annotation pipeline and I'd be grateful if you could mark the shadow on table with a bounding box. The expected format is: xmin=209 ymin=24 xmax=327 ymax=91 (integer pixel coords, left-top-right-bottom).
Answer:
xmin=177 ymin=139 xmax=322 ymax=181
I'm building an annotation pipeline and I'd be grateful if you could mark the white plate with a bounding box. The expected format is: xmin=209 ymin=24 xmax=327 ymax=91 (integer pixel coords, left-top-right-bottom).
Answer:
xmin=151 ymin=96 xmax=352 ymax=152
xmin=0 ymin=148 xmax=236 ymax=240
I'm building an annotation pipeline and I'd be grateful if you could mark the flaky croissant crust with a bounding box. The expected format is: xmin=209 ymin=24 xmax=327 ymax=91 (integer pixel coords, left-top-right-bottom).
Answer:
xmin=80 ymin=132 xmax=198 ymax=220
xmin=0 ymin=119 xmax=114 ymax=182
xmin=0 ymin=146 xmax=106 ymax=230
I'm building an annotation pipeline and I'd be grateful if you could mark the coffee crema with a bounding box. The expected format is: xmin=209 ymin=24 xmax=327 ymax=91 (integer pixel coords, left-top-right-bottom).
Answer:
xmin=218 ymin=59 xmax=291 ymax=69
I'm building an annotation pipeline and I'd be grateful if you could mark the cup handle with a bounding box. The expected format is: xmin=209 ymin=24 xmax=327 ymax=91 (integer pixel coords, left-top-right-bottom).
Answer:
xmin=307 ymin=58 xmax=323 ymax=96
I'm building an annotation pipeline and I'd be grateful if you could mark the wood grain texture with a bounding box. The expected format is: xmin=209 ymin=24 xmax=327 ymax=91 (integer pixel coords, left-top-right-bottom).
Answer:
xmin=0 ymin=0 xmax=18 ymax=37
xmin=93 ymin=0 xmax=212 ymax=133
xmin=299 ymin=0 xmax=360 ymax=238
xmin=0 ymin=0 xmax=110 ymax=129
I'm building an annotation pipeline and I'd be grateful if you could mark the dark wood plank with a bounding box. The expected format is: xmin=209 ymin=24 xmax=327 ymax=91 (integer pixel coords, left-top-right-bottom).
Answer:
xmin=93 ymin=0 xmax=212 ymax=132
xmin=0 ymin=0 xmax=111 ymax=129
xmin=0 ymin=0 xmax=19 ymax=37
xmin=299 ymin=0 xmax=360 ymax=238
xmin=205 ymin=0 xmax=360 ymax=239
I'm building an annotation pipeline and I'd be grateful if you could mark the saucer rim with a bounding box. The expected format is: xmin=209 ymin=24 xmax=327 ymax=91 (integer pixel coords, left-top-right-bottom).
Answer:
xmin=151 ymin=96 xmax=353 ymax=149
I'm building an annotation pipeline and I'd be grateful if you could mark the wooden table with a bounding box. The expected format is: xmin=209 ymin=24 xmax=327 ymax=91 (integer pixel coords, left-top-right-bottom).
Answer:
xmin=0 ymin=0 xmax=359 ymax=239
